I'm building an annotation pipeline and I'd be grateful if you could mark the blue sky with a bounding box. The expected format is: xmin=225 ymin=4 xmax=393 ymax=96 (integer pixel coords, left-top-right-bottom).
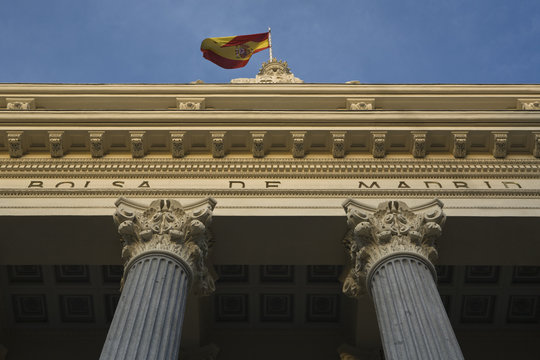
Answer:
xmin=1 ymin=0 xmax=539 ymax=84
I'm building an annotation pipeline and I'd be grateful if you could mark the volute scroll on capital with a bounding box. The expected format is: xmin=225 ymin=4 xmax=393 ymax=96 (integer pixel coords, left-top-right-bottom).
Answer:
xmin=114 ymin=197 xmax=217 ymax=295
xmin=341 ymin=199 xmax=445 ymax=298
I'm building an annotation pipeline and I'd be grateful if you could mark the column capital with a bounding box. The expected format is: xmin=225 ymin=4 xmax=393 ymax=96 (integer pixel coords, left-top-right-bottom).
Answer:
xmin=341 ymin=199 xmax=445 ymax=298
xmin=114 ymin=197 xmax=217 ymax=295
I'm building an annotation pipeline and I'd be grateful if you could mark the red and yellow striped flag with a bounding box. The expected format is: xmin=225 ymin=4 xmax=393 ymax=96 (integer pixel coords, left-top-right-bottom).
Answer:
xmin=200 ymin=32 xmax=270 ymax=69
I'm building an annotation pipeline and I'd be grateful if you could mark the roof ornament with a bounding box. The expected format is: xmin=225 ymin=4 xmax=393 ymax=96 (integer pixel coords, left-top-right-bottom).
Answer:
xmin=231 ymin=58 xmax=303 ymax=84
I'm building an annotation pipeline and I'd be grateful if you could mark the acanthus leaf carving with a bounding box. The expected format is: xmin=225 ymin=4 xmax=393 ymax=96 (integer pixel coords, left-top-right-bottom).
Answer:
xmin=342 ymin=199 xmax=445 ymax=298
xmin=114 ymin=197 xmax=217 ymax=296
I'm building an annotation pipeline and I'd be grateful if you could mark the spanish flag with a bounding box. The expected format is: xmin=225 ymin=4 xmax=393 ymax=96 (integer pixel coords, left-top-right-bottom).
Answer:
xmin=200 ymin=32 xmax=270 ymax=69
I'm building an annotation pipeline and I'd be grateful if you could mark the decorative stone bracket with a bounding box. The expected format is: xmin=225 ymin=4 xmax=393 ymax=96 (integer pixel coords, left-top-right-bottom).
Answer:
xmin=341 ymin=199 xmax=445 ymax=298
xmin=114 ymin=197 xmax=217 ymax=295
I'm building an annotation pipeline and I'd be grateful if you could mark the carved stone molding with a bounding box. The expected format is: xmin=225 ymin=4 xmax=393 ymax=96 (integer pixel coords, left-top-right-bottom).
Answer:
xmin=452 ymin=131 xmax=468 ymax=158
xmin=411 ymin=131 xmax=427 ymax=158
xmin=129 ymin=131 xmax=146 ymax=158
xmin=177 ymin=98 xmax=205 ymax=110
xmin=517 ymin=99 xmax=540 ymax=110
xmin=371 ymin=132 xmax=386 ymax=158
xmin=210 ymin=131 xmax=226 ymax=158
xmin=48 ymin=131 xmax=64 ymax=158
xmin=492 ymin=131 xmax=508 ymax=158
xmin=347 ymin=98 xmax=375 ymax=111
xmin=7 ymin=131 xmax=24 ymax=158
xmin=114 ymin=197 xmax=217 ymax=295
xmin=6 ymin=98 xmax=35 ymax=111
xmin=341 ymin=199 xmax=445 ymax=298
xmin=291 ymin=131 xmax=306 ymax=158
xmin=250 ymin=131 xmax=266 ymax=158
xmin=170 ymin=131 xmax=186 ymax=158
xmin=533 ymin=132 xmax=540 ymax=158
xmin=89 ymin=131 xmax=105 ymax=158
xmin=331 ymin=131 xmax=346 ymax=158
xmin=231 ymin=58 xmax=303 ymax=84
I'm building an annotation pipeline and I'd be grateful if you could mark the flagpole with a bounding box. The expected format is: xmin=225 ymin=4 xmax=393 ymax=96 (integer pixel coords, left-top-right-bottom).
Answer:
xmin=268 ymin=27 xmax=273 ymax=61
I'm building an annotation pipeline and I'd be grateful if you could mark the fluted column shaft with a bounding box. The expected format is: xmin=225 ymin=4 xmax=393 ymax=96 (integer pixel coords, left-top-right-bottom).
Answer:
xmin=342 ymin=199 xmax=464 ymax=360
xmin=369 ymin=255 xmax=463 ymax=360
xmin=100 ymin=252 xmax=190 ymax=360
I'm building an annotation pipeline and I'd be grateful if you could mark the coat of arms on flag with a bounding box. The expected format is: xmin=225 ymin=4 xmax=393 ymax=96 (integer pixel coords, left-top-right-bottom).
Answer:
xmin=200 ymin=32 xmax=270 ymax=69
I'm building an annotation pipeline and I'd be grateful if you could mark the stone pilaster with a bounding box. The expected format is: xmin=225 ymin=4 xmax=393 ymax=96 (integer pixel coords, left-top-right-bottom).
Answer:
xmin=342 ymin=199 xmax=463 ymax=360
xmin=100 ymin=197 xmax=216 ymax=360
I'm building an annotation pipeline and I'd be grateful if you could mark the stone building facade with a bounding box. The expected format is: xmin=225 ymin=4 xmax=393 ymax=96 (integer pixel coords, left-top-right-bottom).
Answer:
xmin=0 ymin=61 xmax=539 ymax=359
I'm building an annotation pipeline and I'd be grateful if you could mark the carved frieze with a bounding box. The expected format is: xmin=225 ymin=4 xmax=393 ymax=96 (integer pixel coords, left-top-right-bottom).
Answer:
xmin=492 ymin=132 xmax=508 ymax=158
xmin=48 ymin=131 xmax=64 ymax=158
xmin=452 ymin=132 xmax=468 ymax=158
xmin=211 ymin=131 xmax=226 ymax=158
xmin=411 ymin=132 xmax=427 ymax=158
xmin=6 ymin=98 xmax=35 ymax=111
xmin=89 ymin=131 xmax=105 ymax=158
xmin=517 ymin=99 xmax=540 ymax=110
xmin=331 ymin=131 xmax=346 ymax=158
xmin=250 ymin=131 xmax=266 ymax=158
xmin=177 ymin=98 xmax=205 ymax=110
xmin=129 ymin=131 xmax=146 ymax=158
xmin=347 ymin=98 xmax=374 ymax=111
xmin=341 ymin=199 xmax=445 ymax=297
xmin=7 ymin=131 xmax=24 ymax=158
xmin=170 ymin=131 xmax=186 ymax=158
xmin=114 ymin=197 xmax=217 ymax=295
xmin=371 ymin=132 xmax=386 ymax=158
xmin=291 ymin=131 xmax=306 ymax=158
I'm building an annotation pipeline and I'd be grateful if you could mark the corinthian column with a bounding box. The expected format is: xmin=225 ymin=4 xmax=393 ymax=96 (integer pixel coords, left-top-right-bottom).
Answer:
xmin=342 ymin=199 xmax=463 ymax=360
xmin=100 ymin=197 xmax=217 ymax=360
